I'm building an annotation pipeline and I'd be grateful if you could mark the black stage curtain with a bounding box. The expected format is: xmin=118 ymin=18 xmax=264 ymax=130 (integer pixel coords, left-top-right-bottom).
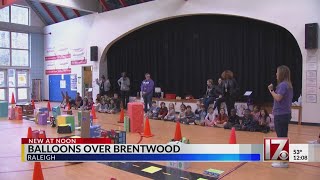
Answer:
xmin=105 ymin=15 xmax=302 ymax=103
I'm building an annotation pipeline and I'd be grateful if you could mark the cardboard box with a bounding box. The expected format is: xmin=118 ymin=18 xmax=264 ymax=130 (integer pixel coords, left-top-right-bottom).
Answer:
xmin=127 ymin=102 xmax=144 ymax=133
xmin=0 ymin=101 xmax=8 ymax=117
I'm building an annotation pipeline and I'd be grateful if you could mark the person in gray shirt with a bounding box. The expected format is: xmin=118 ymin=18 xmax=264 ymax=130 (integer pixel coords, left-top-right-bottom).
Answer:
xmin=117 ymin=72 xmax=130 ymax=109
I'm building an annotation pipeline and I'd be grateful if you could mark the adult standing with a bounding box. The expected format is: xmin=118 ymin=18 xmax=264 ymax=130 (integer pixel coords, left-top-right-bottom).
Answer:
xmin=213 ymin=78 xmax=224 ymax=114
xmin=203 ymin=79 xmax=218 ymax=112
xmin=96 ymin=75 xmax=111 ymax=96
xmin=268 ymin=65 xmax=293 ymax=168
xmin=141 ymin=73 xmax=154 ymax=113
xmin=118 ymin=72 xmax=130 ymax=109
xmin=221 ymin=70 xmax=239 ymax=115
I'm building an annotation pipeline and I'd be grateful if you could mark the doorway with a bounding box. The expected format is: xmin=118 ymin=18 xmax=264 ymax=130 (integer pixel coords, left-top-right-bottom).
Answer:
xmin=82 ymin=66 xmax=92 ymax=98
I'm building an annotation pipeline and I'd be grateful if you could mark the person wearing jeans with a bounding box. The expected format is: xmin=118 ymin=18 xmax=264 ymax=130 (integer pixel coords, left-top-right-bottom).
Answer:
xmin=118 ymin=72 xmax=130 ymax=109
xmin=268 ymin=65 xmax=293 ymax=168
xmin=141 ymin=73 xmax=155 ymax=113
xmin=203 ymin=79 xmax=218 ymax=112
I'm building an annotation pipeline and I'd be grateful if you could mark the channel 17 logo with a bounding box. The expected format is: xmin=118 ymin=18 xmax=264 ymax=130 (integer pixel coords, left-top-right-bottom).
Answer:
xmin=264 ymin=138 xmax=289 ymax=161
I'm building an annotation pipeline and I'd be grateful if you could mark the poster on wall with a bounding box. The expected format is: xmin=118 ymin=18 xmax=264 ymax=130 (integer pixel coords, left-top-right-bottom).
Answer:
xmin=306 ymin=70 xmax=317 ymax=78
xmin=306 ymin=62 xmax=317 ymax=71
xmin=60 ymin=80 xmax=66 ymax=89
xmin=306 ymin=87 xmax=317 ymax=94
xmin=306 ymin=94 xmax=317 ymax=103
xmin=0 ymin=71 xmax=4 ymax=87
xmin=17 ymin=71 xmax=27 ymax=87
xmin=71 ymin=48 xmax=87 ymax=65
xmin=70 ymin=74 xmax=77 ymax=91
xmin=306 ymin=78 xmax=317 ymax=87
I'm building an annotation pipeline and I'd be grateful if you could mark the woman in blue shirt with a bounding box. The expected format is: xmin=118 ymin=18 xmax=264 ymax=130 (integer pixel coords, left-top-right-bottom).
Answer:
xmin=268 ymin=65 xmax=293 ymax=168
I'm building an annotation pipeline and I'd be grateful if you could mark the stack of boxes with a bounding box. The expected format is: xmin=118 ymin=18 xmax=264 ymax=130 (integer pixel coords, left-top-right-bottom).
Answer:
xmin=167 ymin=138 xmax=191 ymax=170
xmin=0 ymin=101 xmax=8 ymax=118
xmin=124 ymin=116 xmax=130 ymax=132
xmin=52 ymin=106 xmax=61 ymax=118
xmin=90 ymin=125 xmax=101 ymax=137
xmin=77 ymin=111 xmax=82 ymax=127
xmin=8 ymin=106 xmax=15 ymax=120
xmin=15 ymin=106 xmax=23 ymax=120
xmin=101 ymin=130 xmax=126 ymax=144
xmin=127 ymin=102 xmax=144 ymax=133
xmin=38 ymin=113 xmax=48 ymax=125
xmin=57 ymin=115 xmax=75 ymax=132
xmin=80 ymin=111 xmax=91 ymax=138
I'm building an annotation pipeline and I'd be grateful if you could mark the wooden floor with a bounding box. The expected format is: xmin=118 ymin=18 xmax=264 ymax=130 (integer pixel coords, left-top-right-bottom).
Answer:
xmin=0 ymin=102 xmax=319 ymax=180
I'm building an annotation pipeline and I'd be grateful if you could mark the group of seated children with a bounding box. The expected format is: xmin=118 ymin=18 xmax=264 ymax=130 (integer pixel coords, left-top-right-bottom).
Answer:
xmin=97 ymin=93 xmax=121 ymax=114
xmin=147 ymin=102 xmax=272 ymax=133
xmin=59 ymin=91 xmax=121 ymax=114
xmin=60 ymin=91 xmax=94 ymax=111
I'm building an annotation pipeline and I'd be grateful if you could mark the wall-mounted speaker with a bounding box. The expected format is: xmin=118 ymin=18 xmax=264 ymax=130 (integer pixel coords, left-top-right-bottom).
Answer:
xmin=90 ymin=46 xmax=98 ymax=61
xmin=305 ymin=23 xmax=318 ymax=49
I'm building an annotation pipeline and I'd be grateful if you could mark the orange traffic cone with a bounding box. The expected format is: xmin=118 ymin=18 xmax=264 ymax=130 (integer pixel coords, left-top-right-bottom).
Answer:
xmin=142 ymin=117 xmax=153 ymax=137
xmin=33 ymin=162 xmax=44 ymax=180
xmin=229 ymin=127 xmax=237 ymax=144
xmin=91 ymin=106 xmax=97 ymax=119
xmin=31 ymin=99 xmax=35 ymax=109
xmin=11 ymin=92 xmax=15 ymax=104
xmin=47 ymin=101 xmax=51 ymax=111
xmin=173 ymin=122 xmax=182 ymax=141
xmin=118 ymin=108 xmax=124 ymax=123
xmin=27 ymin=127 xmax=32 ymax=138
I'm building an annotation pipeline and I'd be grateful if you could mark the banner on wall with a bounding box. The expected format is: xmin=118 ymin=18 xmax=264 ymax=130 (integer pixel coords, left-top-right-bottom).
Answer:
xmin=45 ymin=48 xmax=71 ymax=61
xmin=45 ymin=47 xmax=71 ymax=75
xmin=71 ymin=48 xmax=87 ymax=65
xmin=45 ymin=47 xmax=87 ymax=74
xmin=70 ymin=74 xmax=77 ymax=91
xmin=45 ymin=69 xmax=71 ymax=75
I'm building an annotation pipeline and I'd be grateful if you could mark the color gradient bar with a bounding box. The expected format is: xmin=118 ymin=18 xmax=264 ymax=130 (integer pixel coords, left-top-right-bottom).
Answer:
xmin=25 ymin=154 xmax=261 ymax=162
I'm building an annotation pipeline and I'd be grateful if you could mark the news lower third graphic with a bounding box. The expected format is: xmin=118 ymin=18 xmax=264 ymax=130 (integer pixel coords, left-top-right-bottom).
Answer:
xmin=21 ymin=138 xmax=320 ymax=163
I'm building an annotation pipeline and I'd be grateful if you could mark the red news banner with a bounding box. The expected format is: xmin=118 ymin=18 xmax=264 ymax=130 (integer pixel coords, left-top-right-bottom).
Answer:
xmin=21 ymin=138 xmax=112 ymax=144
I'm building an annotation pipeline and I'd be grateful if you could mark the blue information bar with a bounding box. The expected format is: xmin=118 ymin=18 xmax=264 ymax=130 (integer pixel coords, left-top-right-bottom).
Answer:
xmin=26 ymin=154 xmax=261 ymax=162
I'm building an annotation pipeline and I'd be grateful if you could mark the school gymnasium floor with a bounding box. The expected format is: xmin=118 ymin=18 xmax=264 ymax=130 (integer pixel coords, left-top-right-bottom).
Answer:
xmin=0 ymin=102 xmax=319 ymax=180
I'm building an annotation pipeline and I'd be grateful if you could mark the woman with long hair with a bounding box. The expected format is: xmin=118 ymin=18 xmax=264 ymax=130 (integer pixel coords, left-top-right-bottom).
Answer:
xmin=268 ymin=65 xmax=293 ymax=168
xmin=221 ymin=70 xmax=239 ymax=115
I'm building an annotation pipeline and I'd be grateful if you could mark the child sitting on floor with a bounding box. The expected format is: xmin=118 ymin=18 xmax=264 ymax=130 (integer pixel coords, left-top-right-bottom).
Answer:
xmin=213 ymin=108 xmax=228 ymax=128
xmin=251 ymin=105 xmax=260 ymax=122
xmin=204 ymin=107 xmax=215 ymax=126
xmin=183 ymin=106 xmax=196 ymax=125
xmin=98 ymin=98 xmax=108 ymax=113
xmin=80 ymin=97 xmax=90 ymax=110
xmin=257 ymin=109 xmax=271 ymax=133
xmin=224 ymin=109 xmax=240 ymax=129
xmin=60 ymin=91 xmax=70 ymax=109
xmin=157 ymin=102 xmax=168 ymax=120
xmin=87 ymin=97 xmax=94 ymax=110
xmin=177 ymin=104 xmax=187 ymax=123
xmin=164 ymin=103 xmax=176 ymax=121
xmin=106 ymin=99 xmax=120 ymax=114
xmin=113 ymin=93 xmax=121 ymax=109
xmin=148 ymin=101 xmax=160 ymax=119
xmin=195 ymin=105 xmax=207 ymax=125
xmin=194 ymin=101 xmax=202 ymax=119
xmin=237 ymin=109 xmax=257 ymax=131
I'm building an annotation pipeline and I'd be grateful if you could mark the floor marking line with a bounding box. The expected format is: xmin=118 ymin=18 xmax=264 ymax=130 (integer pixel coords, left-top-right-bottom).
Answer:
xmin=218 ymin=162 xmax=247 ymax=180
xmin=180 ymin=177 xmax=189 ymax=180
xmin=293 ymin=162 xmax=320 ymax=168
xmin=162 ymin=172 xmax=171 ymax=175
xmin=132 ymin=164 xmax=140 ymax=167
